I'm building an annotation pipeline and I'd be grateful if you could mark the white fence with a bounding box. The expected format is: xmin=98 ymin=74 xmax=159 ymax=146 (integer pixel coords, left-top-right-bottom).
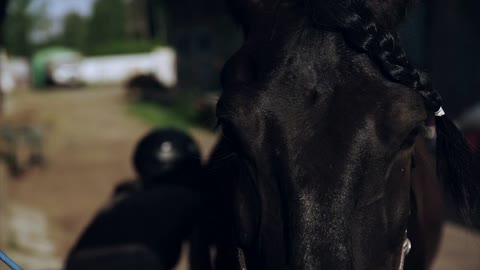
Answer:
xmin=76 ymin=48 xmax=177 ymax=88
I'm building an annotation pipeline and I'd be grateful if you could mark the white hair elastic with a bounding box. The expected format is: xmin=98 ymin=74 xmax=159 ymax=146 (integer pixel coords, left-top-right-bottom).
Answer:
xmin=435 ymin=107 xmax=445 ymax=117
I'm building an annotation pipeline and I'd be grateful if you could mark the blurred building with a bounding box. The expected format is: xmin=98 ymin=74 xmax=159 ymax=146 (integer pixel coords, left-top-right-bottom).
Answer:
xmin=430 ymin=0 xmax=480 ymax=117
xmin=164 ymin=0 xmax=241 ymax=91
xmin=124 ymin=0 xmax=242 ymax=91
xmin=401 ymin=0 xmax=480 ymax=117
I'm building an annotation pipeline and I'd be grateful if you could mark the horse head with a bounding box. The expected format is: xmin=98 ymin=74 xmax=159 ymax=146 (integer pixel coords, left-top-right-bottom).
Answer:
xmin=213 ymin=1 xmax=478 ymax=269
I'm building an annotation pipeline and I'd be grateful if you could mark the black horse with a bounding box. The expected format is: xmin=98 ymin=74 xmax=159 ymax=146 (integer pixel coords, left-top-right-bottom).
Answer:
xmin=209 ymin=0 xmax=479 ymax=269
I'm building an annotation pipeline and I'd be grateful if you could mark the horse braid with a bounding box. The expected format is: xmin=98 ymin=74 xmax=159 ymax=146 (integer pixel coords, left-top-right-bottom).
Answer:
xmin=309 ymin=0 xmax=478 ymax=221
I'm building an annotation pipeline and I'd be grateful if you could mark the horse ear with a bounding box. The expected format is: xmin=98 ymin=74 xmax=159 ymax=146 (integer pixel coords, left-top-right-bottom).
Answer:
xmin=227 ymin=0 xmax=280 ymax=32
xmin=366 ymin=0 xmax=419 ymax=29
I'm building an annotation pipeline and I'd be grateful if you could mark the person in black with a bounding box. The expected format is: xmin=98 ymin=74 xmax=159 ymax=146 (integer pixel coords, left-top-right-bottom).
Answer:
xmin=65 ymin=128 xmax=213 ymax=270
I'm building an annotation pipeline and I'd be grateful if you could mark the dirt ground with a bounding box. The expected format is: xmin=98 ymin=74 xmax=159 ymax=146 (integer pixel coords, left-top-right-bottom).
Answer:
xmin=6 ymin=86 xmax=218 ymax=267
xmin=4 ymin=87 xmax=480 ymax=269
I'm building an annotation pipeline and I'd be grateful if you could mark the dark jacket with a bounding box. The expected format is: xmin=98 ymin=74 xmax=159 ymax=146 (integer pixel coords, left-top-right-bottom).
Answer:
xmin=66 ymin=185 xmax=213 ymax=270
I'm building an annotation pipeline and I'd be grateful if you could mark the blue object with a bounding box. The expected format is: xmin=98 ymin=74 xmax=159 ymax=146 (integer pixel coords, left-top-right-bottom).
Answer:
xmin=0 ymin=251 xmax=22 ymax=270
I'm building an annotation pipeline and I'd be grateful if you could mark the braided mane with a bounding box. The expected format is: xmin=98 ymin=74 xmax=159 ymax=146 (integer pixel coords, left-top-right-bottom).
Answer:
xmin=307 ymin=0 xmax=478 ymax=220
xmin=223 ymin=0 xmax=478 ymax=220
xmin=366 ymin=0 xmax=418 ymax=29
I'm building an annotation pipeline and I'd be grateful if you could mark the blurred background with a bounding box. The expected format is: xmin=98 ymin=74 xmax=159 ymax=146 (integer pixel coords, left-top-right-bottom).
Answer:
xmin=0 ymin=0 xmax=478 ymax=269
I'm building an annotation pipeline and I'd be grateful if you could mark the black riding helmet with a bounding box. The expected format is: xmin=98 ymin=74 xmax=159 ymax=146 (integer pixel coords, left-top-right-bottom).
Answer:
xmin=133 ymin=128 xmax=202 ymax=187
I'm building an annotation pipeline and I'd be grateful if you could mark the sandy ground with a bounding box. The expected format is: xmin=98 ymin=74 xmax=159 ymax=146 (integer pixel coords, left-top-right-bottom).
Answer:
xmin=433 ymin=224 xmax=480 ymax=270
xmin=6 ymin=86 xmax=218 ymax=269
xmin=3 ymin=86 xmax=480 ymax=269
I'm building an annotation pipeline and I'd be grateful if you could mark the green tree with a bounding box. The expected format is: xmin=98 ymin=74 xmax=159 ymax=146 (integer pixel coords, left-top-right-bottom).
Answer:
xmin=61 ymin=13 xmax=87 ymax=51
xmin=4 ymin=0 xmax=33 ymax=56
xmin=145 ymin=0 xmax=168 ymax=42
xmin=86 ymin=0 xmax=127 ymax=52
xmin=29 ymin=1 xmax=52 ymax=44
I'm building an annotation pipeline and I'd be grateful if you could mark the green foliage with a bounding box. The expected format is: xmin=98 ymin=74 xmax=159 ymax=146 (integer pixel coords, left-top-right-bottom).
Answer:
xmin=4 ymin=0 xmax=33 ymax=56
xmin=86 ymin=0 xmax=127 ymax=48
xmin=86 ymin=39 xmax=165 ymax=56
xmin=83 ymin=0 xmax=167 ymax=55
xmin=3 ymin=0 xmax=169 ymax=56
xmin=144 ymin=0 xmax=168 ymax=41
xmin=61 ymin=13 xmax=87 ymax=51
xmin=128 ymin=99 xmax=200 ymax=130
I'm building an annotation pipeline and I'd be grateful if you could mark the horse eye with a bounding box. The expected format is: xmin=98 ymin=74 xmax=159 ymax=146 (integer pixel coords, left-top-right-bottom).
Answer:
xmin=218 ymin=118 xmax=233 ymax=133
xmin=220 ymin=120 xmax=242 ymax=150
xmin=400 ymin=127 xmax=420 ymax=150
xmin=221 ymin=51 xmax=256 ymax=87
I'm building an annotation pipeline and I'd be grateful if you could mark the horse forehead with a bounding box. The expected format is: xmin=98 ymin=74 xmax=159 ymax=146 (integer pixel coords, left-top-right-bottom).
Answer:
xmin=230 ymin=83 xmax=424 ymax=146
xmin=224 ymin=29 xmax=425 ymax=132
